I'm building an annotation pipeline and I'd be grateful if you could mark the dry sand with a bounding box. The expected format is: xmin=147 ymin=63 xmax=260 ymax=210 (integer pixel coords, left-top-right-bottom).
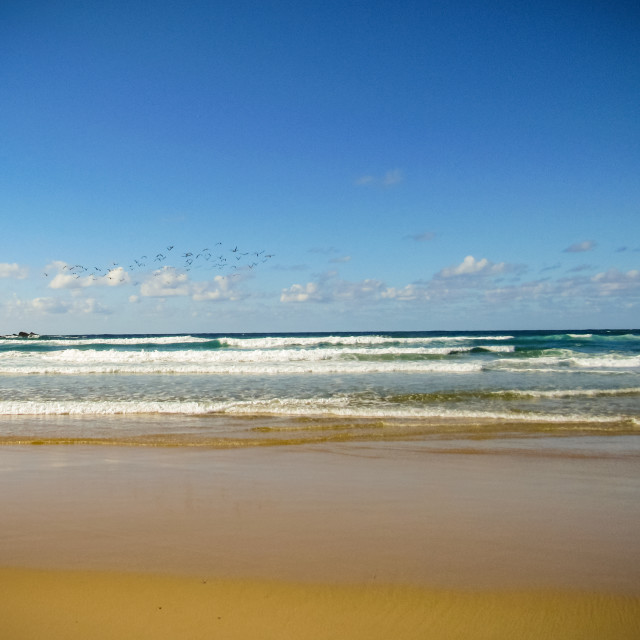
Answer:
xmin=1 ymin=440 xmax=640 ymax=638
xmin=2 ymin=568 xmax=639 ymax=640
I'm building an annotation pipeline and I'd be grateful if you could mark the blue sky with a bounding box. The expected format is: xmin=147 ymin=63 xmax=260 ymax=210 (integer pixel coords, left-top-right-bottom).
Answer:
xmin=1 ymin=0 xmax=639 ymax=333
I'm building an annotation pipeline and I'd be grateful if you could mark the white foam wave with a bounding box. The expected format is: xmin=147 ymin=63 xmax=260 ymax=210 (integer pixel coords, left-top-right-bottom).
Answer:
xmin=220 ymin=335 xmax=515 ymax=349
xmin=0 ymin=345 xmax=503 ymax=373
xmin=0 ymin=344 xmax=513 ymax=367
xmin=0 ymin=397 xmax=633 ymax=424
xmin=0 ymin=400 xmax=212 ymax=415
xmin=22 ymin=336 xmax=213 ymax=347
xmin=0 ymin=334 xmax=516 ymax=349
xmin=459 ymin=345 xmax=514 ymax=353
xmin=490 ymin=353 xmax=640 ymax=371
xmin=571 ymin=355 xmax=640 ymax=368
xmin=219 ymin=400 xmax=634 ymax=424
xmin=0 ymin=357 xmax=483 ymax=375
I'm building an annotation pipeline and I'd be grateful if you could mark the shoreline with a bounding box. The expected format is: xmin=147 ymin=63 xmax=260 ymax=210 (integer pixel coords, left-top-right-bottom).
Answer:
xmin=0 ymin=412 xmax=639 ymax=450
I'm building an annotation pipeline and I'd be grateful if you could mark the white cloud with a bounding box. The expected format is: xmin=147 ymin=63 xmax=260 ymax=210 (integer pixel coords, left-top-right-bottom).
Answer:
xmin=0 ymin=262 xmax=28 ymax=279
xmin=478 ymin=268 xmax=640 ymax=308
xmin=563 ymin=240 xmax=596 ymax=253
xmin=281 ymin=258 xmax=511 ymax=306
xmin=79 ymin=298 xmax=113 ymax=314
xmin=140 ymin=267 xmax=190 ymax=297
xmin=192 ymin=276 xmax=244 ymax=301
xmin=381 ymin=284 xmax=424 ymax=301
xmin=329 ymin=256 xmax=351 ymax=264
xmin=591 ymin=268 xmax=639 ymax=283
xmin=281 ymin=282 xmax=322 ymax=303
xmin=437 ymin=255 xmax=507 ymax=278
xmin=591 ymin=268 xmax=640 ymax=295
xmin=48 ymin=262 xmax=130 ymax=289
xmin=7 ymin=296 xmax=111 ymax=316
xmin=279 ymin=250 xmax=638 ymax=321
xmin=338 ymin=278 xmax=386 ymax=300
xmin=281 ymin=273 xmax=387 ymax=304
xmin=103 ymin=267 xmax=130 ymax=287
xmin=280 ymin=254 xmax=635 ymax=315
xmin=49 ymin=273 xmax=84 ymax=289
xmin=30 ymin=297 xmax=72 ymax=314
xmin=139 ymin=267 xmax=245 ymax=301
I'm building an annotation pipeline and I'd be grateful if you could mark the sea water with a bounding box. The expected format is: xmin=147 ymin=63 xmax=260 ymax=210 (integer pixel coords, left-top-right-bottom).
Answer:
xmin=1 ymin=329 xmax=639 ymax=448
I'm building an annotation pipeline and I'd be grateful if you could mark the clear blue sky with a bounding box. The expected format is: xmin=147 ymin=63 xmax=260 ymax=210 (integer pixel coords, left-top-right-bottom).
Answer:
xmin=1 ymin=0 xmax=639 ymax=333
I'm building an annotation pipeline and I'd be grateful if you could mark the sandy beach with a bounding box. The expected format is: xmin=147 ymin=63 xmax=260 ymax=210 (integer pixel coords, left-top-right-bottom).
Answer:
xmin=3 ymin=568 xmax=640 ymax=640
xmin=2 ymin=439 xmax=640 ymax=638
xmin=3 ymin=0 xmax=639 ymax=627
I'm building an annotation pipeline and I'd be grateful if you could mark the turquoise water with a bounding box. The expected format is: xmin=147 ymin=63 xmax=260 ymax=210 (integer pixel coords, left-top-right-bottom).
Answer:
xmin=1 ymin=330 xmax=639 ymax=445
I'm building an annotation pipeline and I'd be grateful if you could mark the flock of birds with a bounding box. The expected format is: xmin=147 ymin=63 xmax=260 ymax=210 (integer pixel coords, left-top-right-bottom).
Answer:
xmin=43 ymin=243 xmax=275 ymax=284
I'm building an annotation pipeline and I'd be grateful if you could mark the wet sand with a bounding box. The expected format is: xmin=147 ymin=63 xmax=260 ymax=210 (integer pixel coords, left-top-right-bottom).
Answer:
xmin=2 ymin=440 xmax=640 ymax=638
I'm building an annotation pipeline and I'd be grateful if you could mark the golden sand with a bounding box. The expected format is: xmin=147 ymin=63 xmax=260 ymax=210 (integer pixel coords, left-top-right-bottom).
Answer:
xmin=2 ymin=441 xmax=640 ymax=638
xmin=2 ymin=568 xmax=640 ymax=640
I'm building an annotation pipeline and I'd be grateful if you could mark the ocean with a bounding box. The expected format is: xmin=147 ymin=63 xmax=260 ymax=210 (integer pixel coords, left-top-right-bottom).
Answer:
xmin=1 ymin=329 xmax=639 ymax=448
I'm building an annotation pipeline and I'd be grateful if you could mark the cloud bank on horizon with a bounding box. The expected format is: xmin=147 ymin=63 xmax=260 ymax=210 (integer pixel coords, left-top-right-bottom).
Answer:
xmin=0 ymin=1 xmax=638 ymax=332
xmin=2 ymin=247 xmax=639 ymax=332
